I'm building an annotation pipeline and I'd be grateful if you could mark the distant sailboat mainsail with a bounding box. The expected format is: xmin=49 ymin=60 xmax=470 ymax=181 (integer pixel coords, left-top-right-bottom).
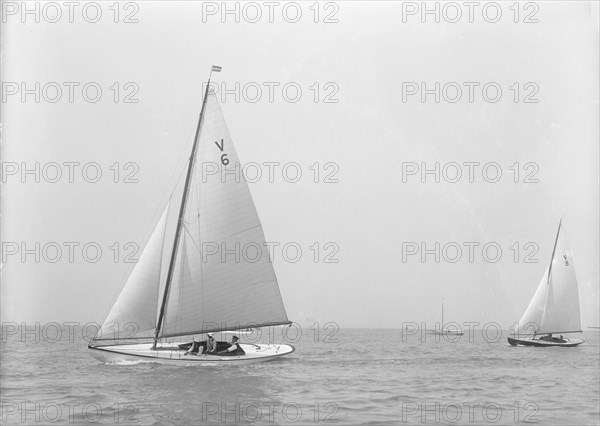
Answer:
xmin=514 ymin=220 xmax=582 ymax=336
xmin=93 ymin=76 xmax=290 ymax=346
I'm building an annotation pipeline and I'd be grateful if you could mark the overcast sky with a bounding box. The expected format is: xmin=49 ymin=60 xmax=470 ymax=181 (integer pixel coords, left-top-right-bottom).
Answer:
xmin=2 ymin=1 xmax=598 ymax=330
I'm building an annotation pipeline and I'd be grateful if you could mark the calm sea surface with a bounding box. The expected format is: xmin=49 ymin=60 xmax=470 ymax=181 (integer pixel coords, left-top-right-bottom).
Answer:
xmin=1 ymin=327 xmax=599 ymax=425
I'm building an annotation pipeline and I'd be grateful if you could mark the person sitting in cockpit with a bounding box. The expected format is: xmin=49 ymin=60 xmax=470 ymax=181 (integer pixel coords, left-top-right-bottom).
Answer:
xmin=206 ymin=333 xmax=217 ymax=354
xmin=184 ymin=338 xmax=203 ymax=355
xmin=217 ymin=335 xmax=245 ymax=356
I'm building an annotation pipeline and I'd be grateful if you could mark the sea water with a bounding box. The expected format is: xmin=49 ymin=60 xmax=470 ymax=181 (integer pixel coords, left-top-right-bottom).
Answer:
xmin=1 ymin=327 xmax=599 ymax=425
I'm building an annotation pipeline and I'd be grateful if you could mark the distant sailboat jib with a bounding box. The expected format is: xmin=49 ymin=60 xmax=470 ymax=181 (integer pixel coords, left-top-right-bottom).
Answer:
xmin=508 ymin=220 xmax=584 ymax=347
xmin=88 ymin=66 xmax=295 ymax=364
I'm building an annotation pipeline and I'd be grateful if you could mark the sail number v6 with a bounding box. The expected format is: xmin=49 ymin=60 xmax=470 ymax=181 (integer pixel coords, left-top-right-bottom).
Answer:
xmin=214 ymin=139 xmax=229 ymax=165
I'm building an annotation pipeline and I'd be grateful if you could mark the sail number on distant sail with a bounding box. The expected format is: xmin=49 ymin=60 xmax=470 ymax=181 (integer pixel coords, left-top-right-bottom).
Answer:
xmin=215 ymin=139 xmax=229 ymax=165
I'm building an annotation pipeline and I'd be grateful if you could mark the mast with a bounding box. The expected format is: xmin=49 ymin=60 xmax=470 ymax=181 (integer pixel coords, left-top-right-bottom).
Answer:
xmin=153 ymin=66 xmax=219 ymax=348
xmin=546 ymin=218 xmax=563 ymax=286
xmin=441 ymin=298 xmax=444 ymax=330
xmin=536 ymin=218 xmax=562 ymax=337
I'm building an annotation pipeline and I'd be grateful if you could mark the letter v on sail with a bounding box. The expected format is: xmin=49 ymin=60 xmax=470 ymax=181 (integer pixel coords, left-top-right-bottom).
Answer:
xmin=88 ymin=66 xmax=295 ymax=365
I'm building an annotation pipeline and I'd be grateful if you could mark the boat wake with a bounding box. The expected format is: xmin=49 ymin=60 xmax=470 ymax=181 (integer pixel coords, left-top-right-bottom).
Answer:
xmin=102 ymin=359 xmax=147 ymax=366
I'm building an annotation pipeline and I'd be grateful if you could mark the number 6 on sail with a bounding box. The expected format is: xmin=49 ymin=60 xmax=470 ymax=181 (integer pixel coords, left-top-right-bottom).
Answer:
xmin=88 ymin=66 xmax=295 ymax=365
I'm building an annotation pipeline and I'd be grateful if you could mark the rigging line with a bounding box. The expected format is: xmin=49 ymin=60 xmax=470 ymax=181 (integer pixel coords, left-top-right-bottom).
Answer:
xmin=193 ymin=135 xmax=206 ymax=327
xmin=153 ymin=198 xmax=171 ymax=337
xmin=178 ymin=240 xmax=186 ymax=333
xmin=192 ymin=149 xmax=204 ymax=300
xmin=165 ymin=237 xmax=185 ymax=340
xmin=160 ymin=117 xmax=203 ymax=207
xmin=181 ymin=222 xmax=202 ymax=254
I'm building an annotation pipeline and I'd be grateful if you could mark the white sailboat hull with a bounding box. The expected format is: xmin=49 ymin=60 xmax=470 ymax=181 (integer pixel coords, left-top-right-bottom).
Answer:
xmin=88 ymin=342 xmax=295 ymax=365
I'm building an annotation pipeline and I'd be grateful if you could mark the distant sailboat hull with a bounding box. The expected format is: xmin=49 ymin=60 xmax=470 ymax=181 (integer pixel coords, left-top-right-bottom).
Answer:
xmin=88 ymin=342 xmax=295 ymax=365
xmin=430 ymin=329 xmax=464 ymax=336
xmin=507 ymin=336 xmax=584 ymax=347
xmin=431 ymin=299 xmax=463 ymax=336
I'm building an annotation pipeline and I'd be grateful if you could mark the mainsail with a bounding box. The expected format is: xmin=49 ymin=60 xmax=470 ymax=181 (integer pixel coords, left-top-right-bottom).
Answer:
xmin=515 ymin=221 xmax=582 ymax=336
xmin=160 ymin=90 xmax=290 ymax=338
xmin=94 ymin=69 xmax=290 ymax=345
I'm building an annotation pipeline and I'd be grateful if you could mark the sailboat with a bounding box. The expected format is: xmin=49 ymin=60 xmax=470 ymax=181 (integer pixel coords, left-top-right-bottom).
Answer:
xmin=430 ymin=299 xmax=464 ymax=336
xmin=88 ymin=66 xmax=295 ymax=364
xmin=508 ymin=219 xmax=584 ymax=347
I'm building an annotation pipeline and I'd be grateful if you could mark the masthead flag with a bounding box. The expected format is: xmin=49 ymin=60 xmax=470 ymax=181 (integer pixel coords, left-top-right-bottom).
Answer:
xmin=212 ymin=65 xmax=222 ymax=72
